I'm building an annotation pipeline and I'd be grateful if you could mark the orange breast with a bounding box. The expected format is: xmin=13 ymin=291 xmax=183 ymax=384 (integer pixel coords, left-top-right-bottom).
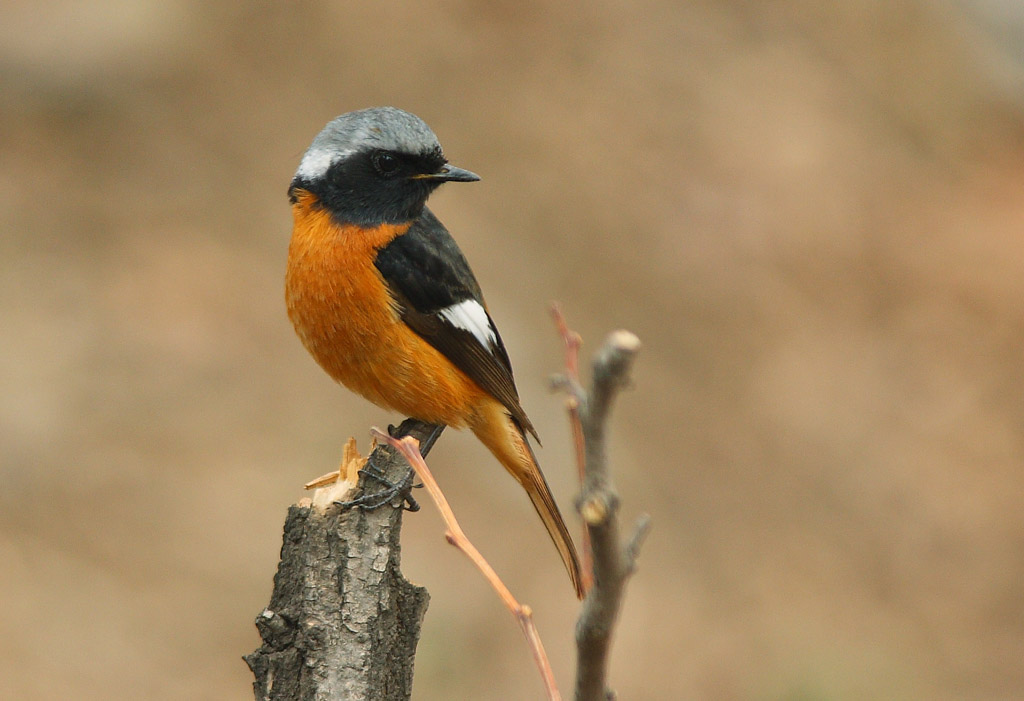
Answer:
xmin=284 ymin=190 xmax=486 ymax=428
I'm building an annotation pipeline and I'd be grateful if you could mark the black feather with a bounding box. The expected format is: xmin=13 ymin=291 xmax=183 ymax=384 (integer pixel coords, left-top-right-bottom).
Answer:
xmin=374 ymin=209 xmax=538 ymax=440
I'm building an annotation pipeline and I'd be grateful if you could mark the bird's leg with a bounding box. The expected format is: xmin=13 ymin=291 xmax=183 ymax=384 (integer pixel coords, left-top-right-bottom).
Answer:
xmin=336 ymin=420 xmax=446 ymax=512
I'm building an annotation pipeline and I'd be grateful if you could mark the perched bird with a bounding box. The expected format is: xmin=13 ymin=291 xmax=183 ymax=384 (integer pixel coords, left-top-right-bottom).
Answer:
xmin=285 ymin=107 xmax=584 ymax=598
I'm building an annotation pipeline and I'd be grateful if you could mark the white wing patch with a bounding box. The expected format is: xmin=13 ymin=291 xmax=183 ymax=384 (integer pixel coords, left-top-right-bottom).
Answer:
xmin=439 ymin=299 xmax=497 ymax=350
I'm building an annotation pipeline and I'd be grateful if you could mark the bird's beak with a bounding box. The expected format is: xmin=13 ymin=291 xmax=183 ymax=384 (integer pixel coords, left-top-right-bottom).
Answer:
xmin=412 ymin=164 xmax=481 ymax=182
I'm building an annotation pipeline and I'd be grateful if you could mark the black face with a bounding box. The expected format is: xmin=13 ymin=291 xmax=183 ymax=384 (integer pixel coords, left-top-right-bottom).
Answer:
xmin=289 ymin=147 xmax=449 ymax=225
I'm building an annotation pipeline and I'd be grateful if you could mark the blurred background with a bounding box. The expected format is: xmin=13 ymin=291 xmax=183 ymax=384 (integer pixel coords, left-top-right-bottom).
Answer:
xmin=3 ymin=1 xmax=1024 ymax=698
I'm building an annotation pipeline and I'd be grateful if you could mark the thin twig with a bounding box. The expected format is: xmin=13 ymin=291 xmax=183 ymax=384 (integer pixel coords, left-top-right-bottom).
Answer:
xmin=550 ymin=302 xmax=582 ymax=381
xmin=550 ymin=303 xmax=595 ymax=593
xmin=371 ymin=428 xmax=562 ymax=701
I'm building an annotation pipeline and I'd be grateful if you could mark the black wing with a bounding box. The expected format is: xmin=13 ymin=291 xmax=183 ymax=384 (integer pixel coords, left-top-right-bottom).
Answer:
xmin=374 ymin=208 xmax=538 ymax=439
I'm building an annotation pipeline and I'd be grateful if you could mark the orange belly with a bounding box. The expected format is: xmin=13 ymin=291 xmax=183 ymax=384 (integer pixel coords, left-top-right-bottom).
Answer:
xmin=285 ymin=191 xmax=487 ymax=427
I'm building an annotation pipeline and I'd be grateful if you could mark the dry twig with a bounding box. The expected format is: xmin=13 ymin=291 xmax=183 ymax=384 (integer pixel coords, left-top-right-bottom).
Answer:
xmin=550 ymin=303 xmax=595 ymax=593
xmin=372 ymin=428 xmax=562 ymax=701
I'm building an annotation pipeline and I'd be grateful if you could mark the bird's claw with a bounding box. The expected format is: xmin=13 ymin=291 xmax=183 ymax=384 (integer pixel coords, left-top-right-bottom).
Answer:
xmin=335 ymin=463 xmax=422 ymax=512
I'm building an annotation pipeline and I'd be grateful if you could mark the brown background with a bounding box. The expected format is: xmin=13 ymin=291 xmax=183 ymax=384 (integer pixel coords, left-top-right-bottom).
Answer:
xmin=4 ymin=1 xmax=1024 ymax=699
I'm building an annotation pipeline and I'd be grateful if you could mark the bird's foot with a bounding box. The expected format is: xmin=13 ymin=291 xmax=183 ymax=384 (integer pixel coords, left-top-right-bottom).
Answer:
xmin=335 ymin=456 xmax=422 ymax=512
xmin=334 ymin=419 xmax=442 ymax=512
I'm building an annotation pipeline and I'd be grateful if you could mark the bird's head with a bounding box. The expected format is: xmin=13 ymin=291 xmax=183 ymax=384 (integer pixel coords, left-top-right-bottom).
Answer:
xmin=289 ymin=107 xmax=479 ymax=225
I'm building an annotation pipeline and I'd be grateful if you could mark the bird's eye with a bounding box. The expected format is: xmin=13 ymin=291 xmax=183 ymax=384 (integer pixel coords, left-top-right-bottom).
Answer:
xmin=373 ymin=152 xmax=400 ymax=176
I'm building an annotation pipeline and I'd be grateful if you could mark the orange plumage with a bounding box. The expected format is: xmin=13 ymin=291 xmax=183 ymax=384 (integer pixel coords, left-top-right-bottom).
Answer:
xmin=286 ymin=190 xmax=489 ymax=426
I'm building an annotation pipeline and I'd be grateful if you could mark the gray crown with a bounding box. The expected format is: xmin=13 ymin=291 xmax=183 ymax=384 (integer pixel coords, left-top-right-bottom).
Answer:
xmin=295 ymin=107 xmax=441 ymax=180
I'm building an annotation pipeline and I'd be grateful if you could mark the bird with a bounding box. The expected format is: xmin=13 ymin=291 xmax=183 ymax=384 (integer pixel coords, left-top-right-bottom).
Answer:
xmin=284 ymin=107 xmax=584 ymax=599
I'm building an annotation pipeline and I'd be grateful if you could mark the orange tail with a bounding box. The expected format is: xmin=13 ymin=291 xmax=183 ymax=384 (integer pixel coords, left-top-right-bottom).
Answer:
xmin=471 ymin=399 xmax=585 ymax=599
